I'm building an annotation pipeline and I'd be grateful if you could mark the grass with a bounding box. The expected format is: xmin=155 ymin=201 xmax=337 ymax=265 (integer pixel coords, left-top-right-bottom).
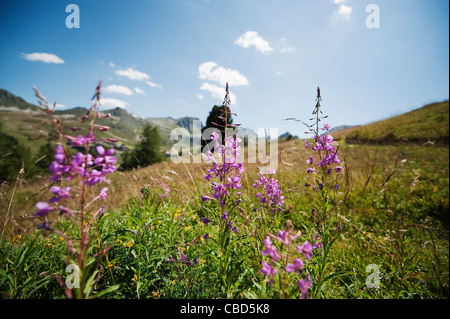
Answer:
xmin=1 ymin=138 xmax=448 ymax=299
xmin=333 ymin=100 xmax=449 ymax=146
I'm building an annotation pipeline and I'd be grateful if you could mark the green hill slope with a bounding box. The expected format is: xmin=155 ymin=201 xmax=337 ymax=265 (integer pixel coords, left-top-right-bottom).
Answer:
xmin=333 ymin=100 xmax=449 ymax=146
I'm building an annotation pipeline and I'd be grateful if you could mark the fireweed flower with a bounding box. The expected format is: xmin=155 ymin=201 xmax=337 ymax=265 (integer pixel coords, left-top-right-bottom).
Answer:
xmin=201 ymin=195 xmax=213 ymax=202
xmin=261 ymin=261 xmax=277 ymax=285
xmin=297 ymin=241 xmax=313 ymax=261
xmin=65 ymin=132 xmax=95 ymax=147
xmin=261 ymin=225 xmax=314 ymax=298
xmin=204 ymin=131 xmax=244 ymax=204
xmin=35 ymin=202 xmax=55 ymax=216
xmin=158 ymin=182 xmax=170 ymax=199
xmin=286 ymin=257 xmax=304 ymax=273
xmin=253 ymin=170 xmax=284 ymax=213
xmin=202 ymin=217 xmax=212 ymax=225
xmin=262 ymin=236 xmax=280 ymax=262
xmin=298 ymin=274 xmax=313 ymax=299
xmin=99 ymin=187 xmax=108 ymax=201
xmin=94 ymin=145 xmax=117 ymax=166
xmin=49 ymin=186 xmax=71 ymax=203
xmin=202 ymin=127 xmax=244 ymax=240
xmin=221 ymin=211 xmax=228 ymax=220
xmin=33 ymin=82 xmax=121 ymax=299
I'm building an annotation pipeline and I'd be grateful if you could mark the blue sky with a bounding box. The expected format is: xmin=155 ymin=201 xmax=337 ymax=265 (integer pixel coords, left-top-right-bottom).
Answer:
xmin=0 ymin=0 xmax=448 ymax=137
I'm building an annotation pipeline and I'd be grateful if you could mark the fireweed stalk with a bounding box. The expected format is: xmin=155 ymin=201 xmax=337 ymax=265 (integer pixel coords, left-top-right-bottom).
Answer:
xmin=260 ymin=221 xmax=317 ymax=299
xmin=253 ymin=167 xmax=285 ymax=241
xmin=201 ymin=83 xmax=245 ymax=298
xmin=288 ymin=87 xmax=343 ymax=298
xmin=33 ymin=82 xmax=119 ymax=298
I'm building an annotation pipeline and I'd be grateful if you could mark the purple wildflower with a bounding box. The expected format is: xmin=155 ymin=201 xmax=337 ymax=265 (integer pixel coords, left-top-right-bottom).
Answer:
xmin=94 ymin=145 xmax=117 ymax=166
xmin=203 ymin=130 xmax=244 ymax=209
xmin=228 ymin=221 xmax=238 ymax=233
xmin=221 ymin=211 xmax=228 ymax=220
xmin=54 ymin=144 xmax=65 ymax=163
xmin=261 ymin=261 xmax=274 ymax=276
xmin=201 ymin=195 xmax=213 ymax=202
xmin=202 ymin=217 xmax=211 ymax=225
xmin=65 ymin=132 xmax=95 ymax=147
xmin=262 ymin=236 xmax=280 ymax=261
xmin=49 ymin=186 xmax=71 ymax=203
xmin=286 ymin=257 xmax=304 ymax=273
xmin=261 ymin=261 xmax=277 ymax=285
xmin=37 ymin=222 xmax=52 ymax=230
xmin=99 ymin=187 xmax=108 ymax=201
xmin=35 ymin=202 xmax=55 ymax=216
xmin=297 ymin=241 xmax=313 ymax=260
xmin=253 ymin=171 xmax=284 ymax=213
xmin=298 ymin=274 xmax=313 ymax=299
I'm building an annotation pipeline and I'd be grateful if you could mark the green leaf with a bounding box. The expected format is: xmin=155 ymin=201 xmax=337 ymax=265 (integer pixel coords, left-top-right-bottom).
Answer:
xmin=91 ymin=284 xmax=120 ymax=299
xmin=83 ymin=270 xmax=99 ymax=298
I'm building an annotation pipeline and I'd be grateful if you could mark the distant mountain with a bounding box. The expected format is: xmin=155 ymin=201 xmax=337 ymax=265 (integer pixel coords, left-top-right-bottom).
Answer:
xmin=332 ymin=100 xmax=449 ymax=146
xmin=279 ymin=131 xmax=298 ymax=141
xmin=0 ymin=89 xmax=38 ymax=110
xmin=329 ymin=125 xmax=355 ymax=133
xmin=0 ymin=88 xmax=203 ymax=153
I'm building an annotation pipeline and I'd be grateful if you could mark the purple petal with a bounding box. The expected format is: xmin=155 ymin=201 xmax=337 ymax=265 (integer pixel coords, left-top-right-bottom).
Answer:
xmin=96 ymin=145 xmax=105 ymax=155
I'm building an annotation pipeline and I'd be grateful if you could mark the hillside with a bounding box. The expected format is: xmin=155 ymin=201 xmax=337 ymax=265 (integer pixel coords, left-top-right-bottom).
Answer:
xmin=0 ymin=88 xmax=202 ymax=154
xmin=333 ymin=100 xmax=449 ymax=146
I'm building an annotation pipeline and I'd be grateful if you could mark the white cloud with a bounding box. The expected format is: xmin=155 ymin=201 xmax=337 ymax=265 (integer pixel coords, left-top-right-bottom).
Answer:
xmin=134 ymin=87 xmax=145 ymax=94
xmin=198 ymin=62 xmax=249 ymax=87
xmin=234 ymin=31 xmax=274 ymax=54
xmin=333 ymin=0 xmax=347 ymax=4
xmin=115 ymin=67 xmax=150 ymax=81
xmin=196 ymin=93 xmax=204 ymax=100
xmin=99 ymin=97 xmax=129 ymax=109
xmin=22 ymin=52 xmax=64 ymax=64
xmin=336 ymin=4 xmax=352 ymax=20
xmin=103 ymin=84 xmax=134 ymax=96
xmin=200 ymin=83 xmax=237 ymax=104
xmin=146 ymin=81 xmax=163 ymax=89
xmin=109 ymin=62 xmax=115 ymax=67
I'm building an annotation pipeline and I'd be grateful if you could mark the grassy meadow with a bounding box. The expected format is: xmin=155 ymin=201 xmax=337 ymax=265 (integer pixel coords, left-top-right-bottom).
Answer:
xmin=1 ymin=134 xmax=448 ymax=299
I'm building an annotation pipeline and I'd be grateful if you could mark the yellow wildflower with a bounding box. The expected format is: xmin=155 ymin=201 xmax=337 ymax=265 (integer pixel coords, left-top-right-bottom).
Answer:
xmin=46 ymin=238 xmax=53 ymax=247
xmin=106 ymin=262 xmax=115 ymax=270
xmin=131 ymin=273 xmax=138 ymax=286
xmin=152 ymin=291 xmax=160 ymax=299
xmin=11 ymin=234 xmax=22 ymax=243
xmin=124 ymin=241 xmax=133 ymax=248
